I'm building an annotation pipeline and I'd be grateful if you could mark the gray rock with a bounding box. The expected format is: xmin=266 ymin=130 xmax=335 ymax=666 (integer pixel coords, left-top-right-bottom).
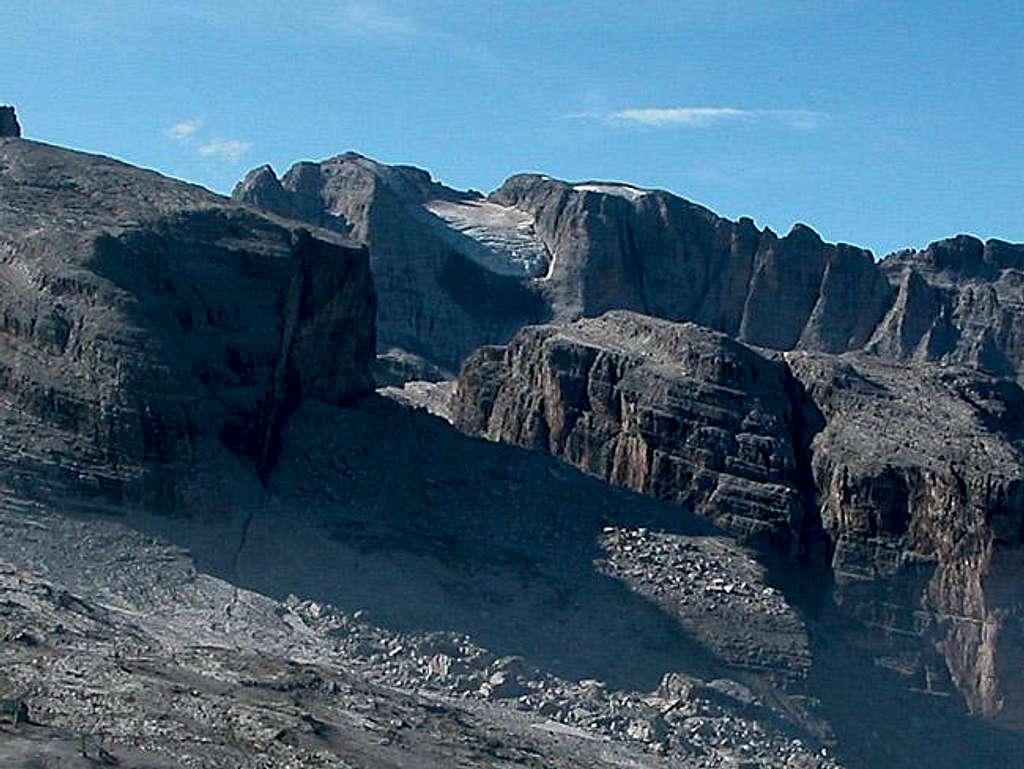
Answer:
xmin=453 ymin=310 xmax=1024 ymax=725
xmin=236 ymin=157 xmax=1024 ymax=391
xmin=0 ymin=138 xmax=375 ymax=507
xmin=0 ymin=698 xmax=29 ymax=725
xmin=788 ymin=349 xmax=1024 ymax=724
xmin=233 ymin=155 xmax=548 ymax=376
xmin=452 ymin=311 xmax=808 ymax=552
xmin=0 ymin=106 xmax=19 ymax=138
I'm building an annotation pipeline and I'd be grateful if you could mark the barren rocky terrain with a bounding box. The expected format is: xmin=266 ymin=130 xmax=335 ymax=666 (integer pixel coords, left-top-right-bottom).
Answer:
xmin=235 ymin=156 xmax=1024 ymax=387
xmin=449 ymin=311 xmax=1024 ymax=729
xmin=1 ymin=109 xmax=1022 ymax=767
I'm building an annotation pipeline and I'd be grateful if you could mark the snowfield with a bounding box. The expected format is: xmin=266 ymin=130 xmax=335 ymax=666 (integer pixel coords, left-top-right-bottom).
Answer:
xmin=574 ymin=183 xmax=652 ymax=202
xmin=422 ymin=198 xmax=550 ymax=278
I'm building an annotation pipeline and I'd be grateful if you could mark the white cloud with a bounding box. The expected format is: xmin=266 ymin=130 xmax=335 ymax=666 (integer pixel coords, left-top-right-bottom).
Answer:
xmin=197 ymin=138 xmax=252 ymax=162
xmin=339 ymin=1 xmax=420 ymax=39
xmin=572 ymin=107 xmax=826 ymax=131
xmin=166 ymin=118 xmax=202 ymax=140
xmin=613 ymin=107 xmax=748 ymax=127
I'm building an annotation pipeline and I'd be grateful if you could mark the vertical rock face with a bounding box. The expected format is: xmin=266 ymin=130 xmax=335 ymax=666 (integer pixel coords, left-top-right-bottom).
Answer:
xmin=237 ymin=157 xmax=1024 ymax=386
xmin=0 ymin=106 xmax=19 ymax=138
xmin=0 ymin=139 xmax=375 ymax=507
xmin=453 ymin=312 xmax=811 ymax=552
xmin=489 ymin=176 xmax=895 ymax=355
xmin=233 ymin=155 xmax=548 ymax=377
xmin=453 ymin=310 xmax=1024 ymax=725
xmin=787 ymin=352 xmax=1024 ymax=724
xmin=871 ymin=236 xmax=1024 ymax=383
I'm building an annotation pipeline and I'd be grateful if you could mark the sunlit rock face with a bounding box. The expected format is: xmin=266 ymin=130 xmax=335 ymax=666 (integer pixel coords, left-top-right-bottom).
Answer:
xmin=234 ymin=154 xmax=549 ymax=377
xmin=237 ymin=156 xmax=1024 ymax=389
xmin=452 ymin=311 xmax=808 ymax=553
xmin=454 ymin=310 xmax=1024 ymax=725
xmin=871 ymin=236 xmax=1024 ymax=385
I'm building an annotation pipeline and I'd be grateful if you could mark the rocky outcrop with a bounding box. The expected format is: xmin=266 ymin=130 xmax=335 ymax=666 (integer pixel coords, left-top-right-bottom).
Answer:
xmin=453 ymin=312 xmax=809 ymax=553
xmin=237 ymin=157 xmax=1024 ymax=387
xmin=233 ymin=154 xmax=548 ymax=375
xmin=453 ymin=310 xmax=1024 ymax=725
xmin=0 ymin=106 xmax=19 ymax=138
xmin=870 ymin=236 xmax=1024 ymax=382
xmin=788 ymin=351 xmax=1024 ymax=725
xmin=489 ymin=176 xmax=895 ymax=353
xmin=0 ymin=139 xmax=375 ymax=508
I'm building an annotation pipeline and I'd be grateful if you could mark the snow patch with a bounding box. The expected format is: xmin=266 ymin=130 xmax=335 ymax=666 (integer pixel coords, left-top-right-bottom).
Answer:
xmin=574 ymin=183 xmax=651 ymax=202
xmin=422 ymin=198 xmax=550 ymax=278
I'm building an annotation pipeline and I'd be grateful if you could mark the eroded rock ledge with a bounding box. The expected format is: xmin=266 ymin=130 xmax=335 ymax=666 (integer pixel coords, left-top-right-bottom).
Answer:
xmin=452 ymin=310 xmax=1024 ymax=724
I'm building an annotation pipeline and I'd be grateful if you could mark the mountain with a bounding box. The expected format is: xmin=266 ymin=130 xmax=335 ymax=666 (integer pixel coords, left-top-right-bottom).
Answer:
xmin=0 ymin=121 xmax=868 ymax=769
xmin=235 ymin=157 xmax=1024 ymax=386
xmin=450 ymin=311 xmax=1024 ymax=725
xmin=0 ymin=135 xmax=375 ymax=511
xmin=1 ymin=114 xmax=1021 ymax=767
xmin=233 ymin=155 xmax=549 ymax=382
xmin=232 ymin=153 xmax=1024 ymax=727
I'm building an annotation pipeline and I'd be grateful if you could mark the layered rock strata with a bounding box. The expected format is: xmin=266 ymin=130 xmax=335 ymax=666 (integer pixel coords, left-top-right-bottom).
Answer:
xmin=237 ymin=158 xmax=1024 ymax=385
xmin=0 ymin=138 xmax=375 ymax=507
xmin=453 ymin=311 xmax=1024 ymax=724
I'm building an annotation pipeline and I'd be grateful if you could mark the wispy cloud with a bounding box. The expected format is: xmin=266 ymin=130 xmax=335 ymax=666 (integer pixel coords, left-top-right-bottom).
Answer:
xmin=339 ymin=1 xmax=420 ymax=39
xmin=570 ymin=107 xmax=827 ymax=131
xmin=166 ymin=118 xmax=202 ymax=140
xmin=196 ymin=138 xmax=252 ymax=162
xmin=330 ymin=1 xmax=493 ymax=64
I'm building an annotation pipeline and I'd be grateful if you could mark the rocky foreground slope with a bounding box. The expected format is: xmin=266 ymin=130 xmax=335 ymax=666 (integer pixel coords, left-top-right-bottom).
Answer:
xmin=451 ymin=311 xmax=1024 ymax=727
xmin=236 ymin=156 xmax=1024 ymax=386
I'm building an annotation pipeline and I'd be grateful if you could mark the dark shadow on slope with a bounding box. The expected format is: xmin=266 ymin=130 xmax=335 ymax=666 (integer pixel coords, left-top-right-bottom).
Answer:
xmin=222 ymin=394 xmax=733 ymax=693
xmin=762 ymin=546 xmax=1024 ymax=769
xmin=0 ymin=386 xmax=735 ymax=697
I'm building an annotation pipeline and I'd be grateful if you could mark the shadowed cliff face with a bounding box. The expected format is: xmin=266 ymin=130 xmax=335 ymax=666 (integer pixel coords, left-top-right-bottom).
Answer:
xmin=237 ymin=158 xmax=1024 ymax=387
xmin=452 ymin=311 xmax=1024 ymax=725
xmin=0 ymin=106 xmax=19 ymax=138
xmin=788 ymin=352 xmax=1024 ymax=725
xmin=0 ymin=139 xmax=375 ymax=506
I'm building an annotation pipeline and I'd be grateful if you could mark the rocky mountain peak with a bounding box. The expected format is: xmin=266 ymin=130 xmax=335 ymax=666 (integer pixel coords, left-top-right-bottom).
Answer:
xmin=0 ymin=105 xmax=20 ymax=138
xmin=233 ymin=163 xmax=290 ymax=214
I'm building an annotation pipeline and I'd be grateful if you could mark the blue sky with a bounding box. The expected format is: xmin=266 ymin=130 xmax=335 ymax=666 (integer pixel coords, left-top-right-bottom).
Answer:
xmin=3 ymin=1 xmax=1022 ymax=256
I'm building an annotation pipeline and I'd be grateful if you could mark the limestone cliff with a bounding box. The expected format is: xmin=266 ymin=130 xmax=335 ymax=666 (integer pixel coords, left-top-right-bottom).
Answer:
xmin=453 ymin=312 xmax=808 ymax=553
xmin=237 ymin=158 xmax=1024 ymax=388
xmin=234 ymin=155 xmax=548 ymax=376
xmin=0 ymin=138 xmax=375 ymax=507
xmin=452 ymin=311 xmax=1024 ymax=724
